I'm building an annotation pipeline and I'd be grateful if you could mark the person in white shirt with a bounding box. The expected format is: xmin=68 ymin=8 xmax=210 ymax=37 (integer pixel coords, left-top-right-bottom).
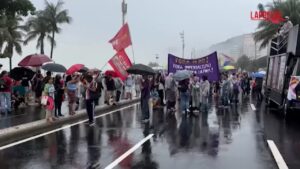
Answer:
xmin=279 ymin=16 xmax=293 ymax=36
xmin=125 ymin=75 xmax=133 ymax=100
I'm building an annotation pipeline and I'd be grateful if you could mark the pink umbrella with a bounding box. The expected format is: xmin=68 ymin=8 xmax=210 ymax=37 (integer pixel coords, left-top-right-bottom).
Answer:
xmin=18 ymin=54 xmax=52 ymax=67
xmin=66 ymin=64 xmax=85 ymax=75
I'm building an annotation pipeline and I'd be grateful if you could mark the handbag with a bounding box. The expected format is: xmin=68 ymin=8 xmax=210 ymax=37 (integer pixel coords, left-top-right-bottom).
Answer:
xmin=41 ymin=95 xmax=48 ymax=105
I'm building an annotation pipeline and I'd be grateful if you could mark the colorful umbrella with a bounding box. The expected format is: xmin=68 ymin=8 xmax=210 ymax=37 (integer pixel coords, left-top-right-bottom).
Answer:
xmin=223 ymin=65 xmax=235 ymax=70
xmin=42 ymin=63 xmax=66 ymax=73
xmin=251 ymin=72 xmax=265 ymax=78
xmin=66 ymin=64 xmax=85 ymax=75
xmin=105 ymin=70 xmax=118 ymax=77
xmin=18 ymin=54 xmax=52 ymax=67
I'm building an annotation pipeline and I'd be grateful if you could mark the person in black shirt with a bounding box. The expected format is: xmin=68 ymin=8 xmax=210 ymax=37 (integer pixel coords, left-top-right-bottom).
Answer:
xmin=54 ymin=75 xmax=64 ymax=117
xmin=105 ymin=75 xmax=116 ymax=105
xmin=178 ymin=78 xmax=190 ymax=115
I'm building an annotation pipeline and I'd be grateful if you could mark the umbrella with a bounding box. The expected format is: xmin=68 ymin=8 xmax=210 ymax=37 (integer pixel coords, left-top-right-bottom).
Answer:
xmin=9 ymin=67 xmax=35 ymax=81
xmin=78 ymin=66 xmax=89 ymax=73
xmin=88 ymin=68 xmax=101 ymax=73
xmin=223 ymin=65 xmax=235 ymax=70
xmin=251 ymin=72 xmax=265 ymax=78
xmin=42 ymin=63 xmax=66 ymax=73
xmin=173 ymin=70 xmax=193 ymax=81
xmin=66 ymin=64 xmax=85 ymax=75
xmin=127 ymin=64 xmax=155 ymax=75
xmin=105 ymin=70 xmax=118 ymax=77
xmin=18 ymin=54 xmax=52 ymax=67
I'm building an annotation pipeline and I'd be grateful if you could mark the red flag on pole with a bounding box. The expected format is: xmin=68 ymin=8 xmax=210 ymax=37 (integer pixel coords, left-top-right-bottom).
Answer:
xmin=108 ymin=49 xmax=132 ymax=81
xmin=109 ymin=23 xmax=132 ymax=51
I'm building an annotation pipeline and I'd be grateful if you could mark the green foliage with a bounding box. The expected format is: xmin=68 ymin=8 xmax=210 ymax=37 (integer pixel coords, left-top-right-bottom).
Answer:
xmin=0 ymin=16 xmax=24 ymax=70
xmin=235 ymin=55 xmax=267 ymax=72
xmin=0 ymin=0 xmax=35 ymax=16
xmin=254 ymin=0 xmax=300 ymax=49
xmin=235 ymin=55 xmax=250 ymax=71
xmin=24 ymin=11 xmax=51 ymax=54
xmin=43 ymin=0 xmax=72 ymax=58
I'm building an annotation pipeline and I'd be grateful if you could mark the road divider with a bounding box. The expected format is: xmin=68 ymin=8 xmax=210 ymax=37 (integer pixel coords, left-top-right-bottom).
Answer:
xmin=0 ymin=99 xmax=139 ymax=149
xmin=267 ymin=140 xmax=289 ymax=169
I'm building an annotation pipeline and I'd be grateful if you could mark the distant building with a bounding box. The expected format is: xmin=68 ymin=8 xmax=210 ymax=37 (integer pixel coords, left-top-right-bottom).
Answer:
xmin=207 ymin=33 xmax=267 ymax=60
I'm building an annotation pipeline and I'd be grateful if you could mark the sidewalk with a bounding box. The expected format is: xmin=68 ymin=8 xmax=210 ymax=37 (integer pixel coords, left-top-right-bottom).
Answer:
xmin=0 ymin=95 xmax=132 ymax=130
xmin=0 ymin=98 xmax=140 ymax=147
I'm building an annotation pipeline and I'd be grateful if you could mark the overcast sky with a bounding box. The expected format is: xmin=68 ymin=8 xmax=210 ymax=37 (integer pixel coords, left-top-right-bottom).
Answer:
xmin=0 ymin=0 xmax=265 ymax=70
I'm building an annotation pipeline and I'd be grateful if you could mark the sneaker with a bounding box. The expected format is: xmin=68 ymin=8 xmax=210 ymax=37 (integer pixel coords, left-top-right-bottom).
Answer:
xmin=89 ymin=122 xmax=95 ymax=126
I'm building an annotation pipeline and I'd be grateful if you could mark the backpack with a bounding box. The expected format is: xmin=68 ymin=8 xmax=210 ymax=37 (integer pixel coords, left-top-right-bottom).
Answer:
xmin=0 ymin=79 xmax=7 ymax=91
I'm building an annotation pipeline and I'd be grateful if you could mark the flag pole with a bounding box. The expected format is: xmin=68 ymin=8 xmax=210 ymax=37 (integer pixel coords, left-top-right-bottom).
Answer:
xmin=131 ymin=45 xmax=136 ymax=64
xmin=100 ymin=61 xmax=108 ymax=71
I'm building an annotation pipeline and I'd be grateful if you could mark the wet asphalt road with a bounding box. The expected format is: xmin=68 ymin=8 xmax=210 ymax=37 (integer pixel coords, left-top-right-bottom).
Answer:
xmin=0 ymin=96 xmax=284 ymax=169
xmin=261 ymin=101 xmax=300 ymax=169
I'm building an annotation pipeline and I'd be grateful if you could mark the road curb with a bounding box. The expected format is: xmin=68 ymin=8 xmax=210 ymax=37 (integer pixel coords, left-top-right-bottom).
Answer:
xmin=0 ymin=98 xmax=139 ymax=147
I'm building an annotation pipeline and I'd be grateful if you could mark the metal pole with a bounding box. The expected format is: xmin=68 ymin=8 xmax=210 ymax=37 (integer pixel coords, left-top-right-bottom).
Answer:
xmin=180 ymin=31 xmax=185 ymax=58
xmin=122 ymin=0 xmax=127 ymax=25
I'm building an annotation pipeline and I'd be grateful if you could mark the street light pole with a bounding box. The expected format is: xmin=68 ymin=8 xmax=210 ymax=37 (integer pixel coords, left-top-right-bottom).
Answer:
xmin=122 ymin=0 xmax=127 ymax=25
xmin=180 ymin=31 xmax=185 ymax=58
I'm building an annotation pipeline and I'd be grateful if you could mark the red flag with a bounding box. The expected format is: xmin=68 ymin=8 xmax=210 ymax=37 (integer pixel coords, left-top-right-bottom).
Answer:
xmin=108 ymin=50 xmax=132 ymax=81
xmin=109 ymin=23 xmax=132 ymax=51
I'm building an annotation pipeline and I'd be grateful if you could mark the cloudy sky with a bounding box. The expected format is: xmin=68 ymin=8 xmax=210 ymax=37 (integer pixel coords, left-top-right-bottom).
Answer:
xmin=1 ymin=0 xmax=265 ymax=70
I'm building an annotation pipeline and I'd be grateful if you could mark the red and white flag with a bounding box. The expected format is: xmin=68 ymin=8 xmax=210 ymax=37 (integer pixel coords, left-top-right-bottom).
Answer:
xmin=109 ymin=23 xmax=132 ymax=51
xmin=108 ymin=49 xmax=132 ymax=81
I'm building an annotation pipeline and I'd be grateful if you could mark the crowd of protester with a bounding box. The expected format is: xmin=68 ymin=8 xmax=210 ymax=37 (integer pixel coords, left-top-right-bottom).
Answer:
xmin=0 ymin=67 xmax=143 ymax=126
xmin=0 ymin=63 xmax=264 ymax=126
xmin=139 ymin=71 xmax=263 ymax=122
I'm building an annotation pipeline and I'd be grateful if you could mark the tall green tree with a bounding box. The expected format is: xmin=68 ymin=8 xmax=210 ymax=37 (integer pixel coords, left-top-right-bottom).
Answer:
xmin=235 ymin=55 xmax=250 ymax=71
xmin=0 ymin=16 xmax=24 ymax=70
xmin=24 ymin=11 xmax=51 ymax=54
xmin=0 ymin=0 xmax=35 ymax=16
xmin=44 ymin=0 xmax=72 ymax=59
xmin=254 ymin=0 xmax=300 ymax=49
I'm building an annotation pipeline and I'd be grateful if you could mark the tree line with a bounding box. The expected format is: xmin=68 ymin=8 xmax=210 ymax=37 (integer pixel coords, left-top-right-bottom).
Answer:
xmin=0 ymin=0 xmax=72 ymax=70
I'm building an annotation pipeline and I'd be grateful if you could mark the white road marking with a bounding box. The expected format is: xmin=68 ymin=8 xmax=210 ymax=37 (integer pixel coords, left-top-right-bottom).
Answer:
xmin=104 ymin=134 xmax=154 ymax=169
xmin=0 ymin=103 xmax=138 ymax=151
xmin=267 ymin=140 xmax=289 ymax=169
xmin=250 ymin=104 xmax=256 ymax=111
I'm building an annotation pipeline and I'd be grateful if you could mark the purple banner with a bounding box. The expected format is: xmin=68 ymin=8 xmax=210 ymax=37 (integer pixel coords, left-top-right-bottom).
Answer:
xmin=168 ymin=52 xmax=220 ymax=82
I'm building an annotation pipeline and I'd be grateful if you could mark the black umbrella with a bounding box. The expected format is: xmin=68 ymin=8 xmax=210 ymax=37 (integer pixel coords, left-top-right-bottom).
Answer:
xmin=42 ymin=63 xmax=67 ymax=73
xmin=127 ymin=64 xmax=155 ymax=75
xmin=78 ymin=66 xmax=89 ymax=73
xmin=9 ymin=67 xmax=35 ymax=81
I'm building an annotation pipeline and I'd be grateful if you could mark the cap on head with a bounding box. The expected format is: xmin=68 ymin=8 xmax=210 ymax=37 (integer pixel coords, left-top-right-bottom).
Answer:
xmin=285 ymin=16 xmax=290 ymax=20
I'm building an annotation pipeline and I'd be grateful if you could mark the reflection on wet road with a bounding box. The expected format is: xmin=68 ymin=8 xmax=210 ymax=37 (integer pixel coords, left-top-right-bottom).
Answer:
xmin=0 ymin=98 xmax=277 ymax=169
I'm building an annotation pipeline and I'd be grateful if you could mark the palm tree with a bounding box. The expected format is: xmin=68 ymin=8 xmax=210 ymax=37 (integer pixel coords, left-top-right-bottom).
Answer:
xmin=254 ymin=0 xmax=300 ymax=49
xmin=0 ymin=16 xmax=24 ymax=70
xmin=24 ymin=11 xmax=51 ymax=54
xmin=44 ymin=0 xmax=72 ymax=59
